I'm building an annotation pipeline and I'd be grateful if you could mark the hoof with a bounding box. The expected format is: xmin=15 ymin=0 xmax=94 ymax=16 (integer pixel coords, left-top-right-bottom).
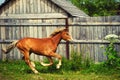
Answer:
xmin=56 ymin=64 xmax=61 ymax=69
xmin=34 ymin=70 xmax=39 ymax=74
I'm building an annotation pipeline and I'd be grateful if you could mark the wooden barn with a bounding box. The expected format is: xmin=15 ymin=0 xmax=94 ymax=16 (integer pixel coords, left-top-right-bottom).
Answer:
xmin=0 ymin=0 xmax=88 ymax=61
xmin=0 ymin=0 xmax=120 ymax=63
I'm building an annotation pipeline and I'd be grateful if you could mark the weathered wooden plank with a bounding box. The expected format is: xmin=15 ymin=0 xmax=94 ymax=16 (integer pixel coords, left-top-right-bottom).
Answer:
xmin=7 ymin=0 xmax=11 ymax=14
xmin=94 ymin=26 xmax=99 ymax=62
xmin=71 ymin=40 xmax=120 ymax=44
xmin=12 ymin=0 xmax=16 ymax=14
xmin=0 ymin=22 xmax=66 ymax=26
xmin=1 ymin=26 xmax=6 ymax=61
xmin=0 ymin=21 xmax=120 ymax=26
xmin=19 ymin=0 xmax=23 ymax=13
xmin=30 ymin=0 xmax=34 ymax=13
xmin=37 ymin=0 xmax=41 ymax=13
xmin=15 ymin=0 xmax=19 ymax=14
xmin=47 ymin=0 xmax=52 ymax=13
xmin=44 ymin=0 xmax=47 ymax=13
xmin=26 ymin=0 xmax=30 ymax=13
xmin=72 ymin=22 xmax=120 ymax=26
xmin=0 ymin=13 xmax=67 ymax=19
xmin=33 ymin=0 xmax=38 ymax=13
xmin=0 ymin=39 xmax=120 ymax=44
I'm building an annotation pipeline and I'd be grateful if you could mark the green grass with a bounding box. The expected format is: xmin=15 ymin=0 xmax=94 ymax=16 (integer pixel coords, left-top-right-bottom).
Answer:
xmin=0 ymin=60 xmax=120 ymax=80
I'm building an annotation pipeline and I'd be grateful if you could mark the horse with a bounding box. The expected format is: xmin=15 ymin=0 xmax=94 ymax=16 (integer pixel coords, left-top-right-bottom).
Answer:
xmin=2 ymin=28 xmax=73 ymax=74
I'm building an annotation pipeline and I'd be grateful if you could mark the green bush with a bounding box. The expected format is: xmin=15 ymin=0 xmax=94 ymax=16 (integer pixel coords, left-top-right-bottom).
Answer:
xmin=103 ymin=42 xmax=120 ymax=67
xmin=70 ymin=51 xmax=82 ymax=71
xmin=41 ymin=51 xmax=92 ymax=73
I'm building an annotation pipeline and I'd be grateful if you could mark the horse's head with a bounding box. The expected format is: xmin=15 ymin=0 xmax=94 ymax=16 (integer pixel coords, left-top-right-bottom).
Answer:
xmin=50 ymin=28 xmax=73 ymax=41
xmin=61 ymin=29 xmax=73 ymax=41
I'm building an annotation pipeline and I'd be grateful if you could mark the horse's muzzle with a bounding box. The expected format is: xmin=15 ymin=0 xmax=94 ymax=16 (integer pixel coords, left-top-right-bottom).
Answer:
xmin=68 ymin=37 xmax=74 ymax=42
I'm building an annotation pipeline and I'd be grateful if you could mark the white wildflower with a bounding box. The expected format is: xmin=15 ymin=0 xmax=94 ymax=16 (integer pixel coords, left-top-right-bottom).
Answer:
xmin=104 ymin=34 xmax=119 ymax=40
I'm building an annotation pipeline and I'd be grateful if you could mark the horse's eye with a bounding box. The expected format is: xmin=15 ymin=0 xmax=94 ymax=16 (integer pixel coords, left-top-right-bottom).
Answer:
xmin=66 ymin=33 xmax=69 ymax=35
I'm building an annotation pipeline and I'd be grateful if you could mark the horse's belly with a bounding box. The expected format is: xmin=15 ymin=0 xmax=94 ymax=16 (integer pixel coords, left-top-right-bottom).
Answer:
xmin=31 ymin=47 xmax=54 ymax=56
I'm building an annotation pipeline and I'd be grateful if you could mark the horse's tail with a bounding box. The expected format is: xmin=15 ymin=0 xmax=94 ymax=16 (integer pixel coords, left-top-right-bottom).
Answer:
xmin=2 ymin=40 xmax=19 ymax=54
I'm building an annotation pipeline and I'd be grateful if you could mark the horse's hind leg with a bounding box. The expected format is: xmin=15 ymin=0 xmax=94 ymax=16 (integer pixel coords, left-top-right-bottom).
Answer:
xmin=20 ymin=50 xmax=39 ymax=74
xmin=22 ymin=52 xmax=35 ymax=68
xmin=40 ymin=56 xmax=53 ymax=66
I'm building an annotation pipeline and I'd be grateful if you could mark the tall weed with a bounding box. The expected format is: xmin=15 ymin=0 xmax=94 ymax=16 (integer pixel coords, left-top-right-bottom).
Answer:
xmin=103 ymin=34 xmax=120 ymax=67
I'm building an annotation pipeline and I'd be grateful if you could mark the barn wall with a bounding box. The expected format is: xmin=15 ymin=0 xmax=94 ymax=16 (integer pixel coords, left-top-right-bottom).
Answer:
xmin=0 ymin=0 xmax=66 ymax=15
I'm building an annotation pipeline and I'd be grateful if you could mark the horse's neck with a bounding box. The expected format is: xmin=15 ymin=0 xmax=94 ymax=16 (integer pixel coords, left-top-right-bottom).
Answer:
xmin=51 ymin=33 xmax=62 ymax=46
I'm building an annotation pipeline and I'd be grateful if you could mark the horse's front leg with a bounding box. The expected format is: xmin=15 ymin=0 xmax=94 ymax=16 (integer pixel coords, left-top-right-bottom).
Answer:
xmin=56 ymin=59 xmax=62 ymax=69
xmin=49 ymin=52 xmax=62 ymax=69
xmin=40 ymin=56 xmax=53 ymax=66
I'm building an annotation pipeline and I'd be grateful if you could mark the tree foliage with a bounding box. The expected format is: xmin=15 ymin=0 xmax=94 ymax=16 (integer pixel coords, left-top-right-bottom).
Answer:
xmin=70 ymin=0 xmax=120 ymax=16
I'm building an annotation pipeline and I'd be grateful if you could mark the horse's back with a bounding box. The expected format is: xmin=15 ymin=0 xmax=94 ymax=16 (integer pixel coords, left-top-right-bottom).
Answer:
xmin=17 ymin=37 xmax=50 ymax=46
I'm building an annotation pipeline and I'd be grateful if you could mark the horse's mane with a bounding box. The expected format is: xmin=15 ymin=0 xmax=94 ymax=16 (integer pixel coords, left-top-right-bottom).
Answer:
xmin=49 ymin=28 xmax=66 ymax=37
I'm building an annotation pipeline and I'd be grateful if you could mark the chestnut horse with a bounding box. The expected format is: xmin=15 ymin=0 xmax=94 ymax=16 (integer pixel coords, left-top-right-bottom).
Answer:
xmin=2 ymin=28 xmax=73 ymax=74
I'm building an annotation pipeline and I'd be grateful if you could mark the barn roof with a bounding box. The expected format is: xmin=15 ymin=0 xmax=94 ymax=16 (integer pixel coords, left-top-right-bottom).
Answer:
xmin=0 ymin=0 xmax=89 ymax=17
xmin=51 ymin=0 xmax=88 ymax=17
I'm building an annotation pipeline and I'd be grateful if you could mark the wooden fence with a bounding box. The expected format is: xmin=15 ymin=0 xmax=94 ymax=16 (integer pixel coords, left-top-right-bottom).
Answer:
xmin=0 ymin=16 xmax=120 ymax=62
xmin=69 ymin=16 xmax=120 ymax=62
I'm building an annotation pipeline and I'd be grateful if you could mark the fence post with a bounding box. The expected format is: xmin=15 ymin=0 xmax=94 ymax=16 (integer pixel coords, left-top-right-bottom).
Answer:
xmin=65 ymin=18 xmax=69 ymax=59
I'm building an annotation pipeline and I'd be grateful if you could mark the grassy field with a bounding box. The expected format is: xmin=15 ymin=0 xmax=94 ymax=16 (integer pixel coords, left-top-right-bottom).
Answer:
xmin=0 ymin=60 xmax=120 ymax=80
